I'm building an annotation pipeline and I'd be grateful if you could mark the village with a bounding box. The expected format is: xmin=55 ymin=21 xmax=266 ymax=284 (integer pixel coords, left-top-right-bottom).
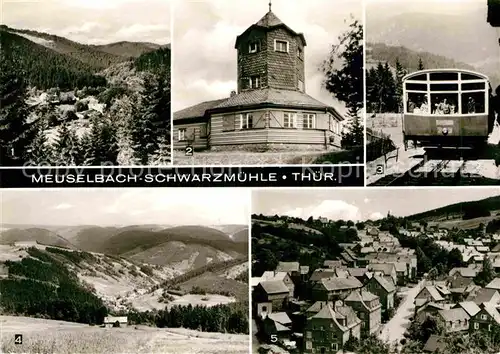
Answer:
xmin=251 ymin=216 xmax=500 ymax=353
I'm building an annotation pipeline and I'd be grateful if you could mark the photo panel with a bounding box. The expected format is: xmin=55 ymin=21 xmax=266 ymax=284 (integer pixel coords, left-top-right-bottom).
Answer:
xmin=172 ymin=0 xmax=364 ymax=166
xmin=0 ymin=0 xmax=171 ymax=167
xmin=251 ymin=187 xmax=500 ymax=353
xmin=0 ymin=188 xmax=250 ymax=354
xmin=364 ymin=0 xmax=500 ymax=186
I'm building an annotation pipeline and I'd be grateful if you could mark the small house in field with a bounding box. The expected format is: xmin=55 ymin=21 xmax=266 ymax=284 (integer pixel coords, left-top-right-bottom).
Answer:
xmin=104 ymin=316 xmax=128 ymax=328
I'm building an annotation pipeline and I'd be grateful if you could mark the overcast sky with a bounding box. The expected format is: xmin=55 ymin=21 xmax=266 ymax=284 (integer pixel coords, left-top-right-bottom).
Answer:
xmin=172 ymin=0 xmax=361 ymax=112
xmin=366 ymin=0 xmax=486 ymax=18
xmin=252 ymin=188 xmax=500 ymax=221
xmin=1 ymin=0 xmax=171 ymax=45
xmin=2 ymin=188 xmax=249 ymax=226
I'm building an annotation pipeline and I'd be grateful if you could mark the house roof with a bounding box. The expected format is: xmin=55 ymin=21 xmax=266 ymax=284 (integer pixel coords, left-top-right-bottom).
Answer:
xmin=438 ymin=308 xmax=470 ymax=322
xmin=423 ymin=335 xmax=448 ymax=352
xmin=394 ymin=262 xmax=407 ymax=272
xmin=421 ymin=286 xmax=445 ymax=302
xmin=482 ymin=304 xmax=500 ymax=324
xmin=324 ymin=260 xmax=343 ymax=268
xmin=371 ymin=275 xmax=396 ymax=293
xmin=417 ymin=302 xmax=446 ymax=314
xmin=450 ymin=275 xmax=474 ymax=289
xmin=173 ymin=98 xmax=228 ymax=121
xmin=300 ymin=266 xmax=309 ymax=274
xmin=104 ymin=316 xmax=127 ymax=323
xmin=467 ymin=288 xmax=499 ymax=305
xmin=456 ymin=301 xmax=481 ymax=317
xmin=486 ymin=277 xmax=500 ymax=290
xmin=267 ymin=312 xmax=292 ymax=325
xmin=369 ymin=263 xmax=396 ymax=275
xmin=310 ymin=269 xmax=337 ymax=282
xmin=320 ymin=277 xmax=362 ymax=292
xmin=259 ymin=280 xmax=290 ymax=294
xmin=210 ymin=88 xmax=343 ymax=119
xmin=251 ymin=277 xmax=262 ymax=287
xmin=276 ymin=261 xmax=300 ymax=273
xmin=344 ymin=289 xmax=379 ymax=304
xmin=306 ymin=301 xmax=330 ymax=314
xmin=347 ymin=268 xmax=368 ymax=278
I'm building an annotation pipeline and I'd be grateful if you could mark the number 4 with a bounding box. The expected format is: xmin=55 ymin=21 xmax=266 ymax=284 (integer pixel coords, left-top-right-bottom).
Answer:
xmin=270 ymin=334 xmax=278 ymax=343
xmin=14 ymin=334 xmax=22 ymax=344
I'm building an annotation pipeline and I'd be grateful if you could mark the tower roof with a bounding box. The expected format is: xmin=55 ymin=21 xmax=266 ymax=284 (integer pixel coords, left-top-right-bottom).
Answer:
xmin=235 ymin=10 xmax=307 ymax=48
xmin=256 ymin=11 xmax=284 ymax=27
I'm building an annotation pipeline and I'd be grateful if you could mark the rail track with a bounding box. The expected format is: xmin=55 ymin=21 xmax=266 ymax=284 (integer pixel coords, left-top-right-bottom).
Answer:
xmin=369 ymin=148 xmax=500 ymax=186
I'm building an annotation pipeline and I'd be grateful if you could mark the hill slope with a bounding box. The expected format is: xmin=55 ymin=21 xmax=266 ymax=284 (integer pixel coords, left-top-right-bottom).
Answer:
xmin=407 ymin=195 xmax=500 ymax=221
xmin=93 ymin=41 xmax=161 ymax=58
xmin=0 ymin=228 xmax=74 ymax=248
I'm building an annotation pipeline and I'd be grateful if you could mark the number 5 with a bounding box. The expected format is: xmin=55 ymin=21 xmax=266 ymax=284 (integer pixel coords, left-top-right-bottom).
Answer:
xmin=270 ymin=334 xmax=278 ymax=343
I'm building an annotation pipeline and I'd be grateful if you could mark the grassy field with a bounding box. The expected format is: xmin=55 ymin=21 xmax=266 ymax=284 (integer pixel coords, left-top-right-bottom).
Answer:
xmin=0 ymin=316 xmax=249 ymax=354
xmin=437 ymin=212 xmax=500 ymax=230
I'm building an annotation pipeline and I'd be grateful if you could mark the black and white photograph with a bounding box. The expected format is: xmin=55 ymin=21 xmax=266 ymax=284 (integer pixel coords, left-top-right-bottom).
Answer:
xmin=251 ymin=187 xmax=500 ymax=353
xmin=365 ymin=0 xmax=500 ymax=186
xmin=0 ymin=188 xmax=249 ymax=354
xmin=172 ymin=0 xmax=364 ymax=166
xmin=0 ymin=0 xmax=171 ymax=167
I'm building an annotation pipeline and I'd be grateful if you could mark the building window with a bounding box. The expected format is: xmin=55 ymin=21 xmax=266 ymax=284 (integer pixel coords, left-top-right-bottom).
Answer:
xmin=481 ymin=314 xmax=488 ymax=320
xmin=283 ymin=112 xmax=296 ymax=128
xmin=306 ymin=331 xmax=312 ymax=339
xmin=240 ymin=113 xmax=253 ymax=129
xmin=249 ymin=76 xmax=260 ymax=89
xmin=298 ymin=80 xmax=304 ymax=92
xmin=297 ymin=47 xmax=303 ymax=59
xmin=249 ymin=40 xmax=259 ymax=53
xmin=274 ymin=39 xmax=289 ymax=53
xmin=474 ymin=323 xmax=479 ymax=329
xmin=178 ymin=128 xmax=186 ymax=141
xmin=489 ymin=324 xmax=492 ymax=331
xmin=199 ymin=124 xmax=208 ymax=138
xmin=306 ymin=341 xmax=312 ymax=350
xmin=303 ymin=114 xmax=315 ymax=129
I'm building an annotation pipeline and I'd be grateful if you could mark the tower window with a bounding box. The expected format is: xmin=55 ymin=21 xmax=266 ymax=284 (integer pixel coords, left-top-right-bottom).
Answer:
xmin=297 ymin=47 xmax=303 ymax=59
xmin=249 ymin=76 xmax=260 ymax=89
xmin=249 ymin=40 xmax=259 ymax=53
xmin=274 ymin=40 xmax=289 ymax=53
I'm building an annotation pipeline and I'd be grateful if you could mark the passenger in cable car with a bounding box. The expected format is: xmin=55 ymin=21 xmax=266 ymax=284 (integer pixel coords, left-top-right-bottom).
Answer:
xmin=467 ymin=97 xmax=476 ymax=114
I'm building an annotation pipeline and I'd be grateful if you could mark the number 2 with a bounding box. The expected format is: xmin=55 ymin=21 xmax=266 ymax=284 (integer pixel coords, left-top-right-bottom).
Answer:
xmin=185 ymin=146 xmax=193 ymax=156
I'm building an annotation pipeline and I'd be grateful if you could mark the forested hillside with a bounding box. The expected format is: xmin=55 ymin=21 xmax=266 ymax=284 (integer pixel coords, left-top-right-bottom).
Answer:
xmin=0 ymin=25 xmax=170 ymax=166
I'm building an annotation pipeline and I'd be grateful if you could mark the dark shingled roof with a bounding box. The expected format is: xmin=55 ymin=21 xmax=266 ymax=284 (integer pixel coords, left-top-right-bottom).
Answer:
xmin=173 ymin=98 xmax=228 ymax=121
xmin=259 ymin=280 xmax=289 ymax=294
xmin=211 ymin=88 xmax=342 ymax=119
xmin=423 ymin=335 xmax=447 ymax=352
xmin=256 ymin=11 xmax=284 ymax=27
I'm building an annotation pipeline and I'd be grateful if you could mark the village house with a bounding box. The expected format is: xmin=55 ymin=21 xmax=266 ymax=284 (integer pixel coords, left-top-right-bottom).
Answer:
xmin=346 ymin=268 xmax=369 ymax=283
xmin=466 ymin=288 xmax=500 ymax=305
xmin=470 ymin=303 xmax=500 ymax=331
xmin=415 ymin=286 xmax=445 ymax=309
xmin=453 ymin=301 xmax=481 ymax=318
xmin=261 ymin=271 xmax=295 ymax=297
xmin=415 ymin=302 xmax=449 ymax=323
xmin=303 ymin=302 xmax=361 ymax=353
xmin=364 ymin=275 xmax=396 ymax=311
xmin=486 ymin=277 xmax=500 ymax=291
xmin=344 ymin=289 xmax=382 ymax=336
xmin=323 ymin=260 xmax=343 ymax=269
xmin=311 ymin=277 xmax=362 ymax=302
xmin=368 ymin=263 xmax=397 ymax=285
xmin=173 ymin=7 xmax=344 ymax=152
xmin=254 ymin=280 xmax=290 ymax=316
xmin=436 ymin=308 xmax=470 ymax=333
xmin=104 ymin=316 xmax=128 ymax=328
xmin=276 ymin=261 xmax=301 ymax=280
xmin=261 ymin=312 xmax=293 ymax=342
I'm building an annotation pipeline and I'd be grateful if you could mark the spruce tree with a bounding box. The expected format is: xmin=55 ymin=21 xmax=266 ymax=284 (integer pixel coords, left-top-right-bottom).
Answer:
xmin=53 ymin=123 xmax=80 ymax=165
xmin=26 ymin=122 xmax=53 ymax=165
xmin=395 ymin=59 xmax=407 ymax=113
xmin=0 ymin=52 xmax=35 ymax=165
xmin=418 ymin=58 xmax=425 ymax=71
xmin=320 ymin=18 xmax=364 ymax=150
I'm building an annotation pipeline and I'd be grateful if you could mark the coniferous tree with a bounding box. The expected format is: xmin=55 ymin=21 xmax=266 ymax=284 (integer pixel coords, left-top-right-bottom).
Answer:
xmin=320 ymin=18 xmax=363 ymax=149
xmin=26 ymin=122 xmax=53 ymax=165
xmin=53 ymin=123 xmax=80 ymax=165
xmin=130 ymin=71 xmax=170 ymax=164
xmin=418 ymin=58 xmax=425 ymax=71
xmin=0 ymin=52 xmax=35 ymax=165
xmin=395 ymin=58 xmax=407 ymax=113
